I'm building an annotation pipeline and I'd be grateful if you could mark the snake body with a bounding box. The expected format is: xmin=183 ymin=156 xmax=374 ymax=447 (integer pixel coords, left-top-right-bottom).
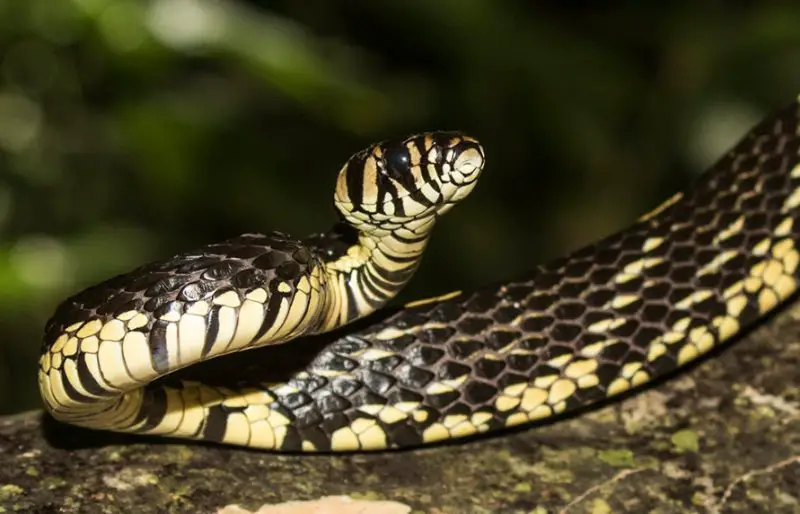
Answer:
xmin=40 ymin=99 xmax=800 ymax=452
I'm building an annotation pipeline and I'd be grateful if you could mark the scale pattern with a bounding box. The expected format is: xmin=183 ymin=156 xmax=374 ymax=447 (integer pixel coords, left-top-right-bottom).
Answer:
xmin=39 ymin=100 xmax=800 ymax=451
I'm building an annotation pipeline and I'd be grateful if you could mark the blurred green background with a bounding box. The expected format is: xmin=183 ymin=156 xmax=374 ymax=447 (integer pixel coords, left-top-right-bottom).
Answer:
xmin=0 ymin=0 xmax=798 ymax=414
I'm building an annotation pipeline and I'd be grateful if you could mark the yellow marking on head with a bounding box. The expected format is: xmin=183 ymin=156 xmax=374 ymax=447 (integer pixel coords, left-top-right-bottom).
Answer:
xmin=51 ymin=352 xmax=63 ymax=370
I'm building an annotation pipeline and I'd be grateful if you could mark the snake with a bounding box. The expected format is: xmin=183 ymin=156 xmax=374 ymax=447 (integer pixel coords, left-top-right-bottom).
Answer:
xmin=38 ymin=97 xmax=800 ymax=452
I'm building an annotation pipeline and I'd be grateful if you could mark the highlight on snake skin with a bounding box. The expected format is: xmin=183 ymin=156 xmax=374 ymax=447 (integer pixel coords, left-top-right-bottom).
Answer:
xmin=40 ymin=97 xmax=800 ymax=452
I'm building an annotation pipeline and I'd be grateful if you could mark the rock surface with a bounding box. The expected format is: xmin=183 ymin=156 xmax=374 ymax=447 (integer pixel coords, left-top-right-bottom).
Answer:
xmin=1 ymin=302 xmax=799 ymax=513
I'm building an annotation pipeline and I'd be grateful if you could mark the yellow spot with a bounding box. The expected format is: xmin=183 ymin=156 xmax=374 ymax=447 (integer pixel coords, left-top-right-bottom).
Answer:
xmin=495 ymin=396 xmax=520 ymax=412
xmin=642 ymin=237 xmax=665 ymax=252
xmin=359 ymin=348 xmax=396 ymax=360
xmin=676 ymin=289 xmax=713 ymax=310
xmin=547 ymin=379 xmax=576 ymax=405
xmin=76 ymin=319 xmax=102 ymax=338
xmin=520 ymin=387 xmax=548 ymax=412
xmin=533 ymin=374 xmax=558 ymax=389
xmin=546 ymin=353 xmax=573 ymax=368
xmin=378 ymin=407 xmax=407 ymax=424
xmin=758 ymin=288 xmax=779 ymax=314
xmin=646 ymin=341 xmax=667 ymax=363
xmin=781 ymin=187 xmax=800 ymax=212
xmin=395 ymin=401 xmax=421 ymax=413
xmin=631 ymin=370 xmax=650 ymax=387
xmin=127 ymin=313 xmax=149 ymax=331
xmin=412 ymin=410 xmax=428 ymax=423
xmin=471 ymin=412 xmax=493 ymax=426
xmin=577 ymin=374 xmax=600 ymax=388
xmin=715 ymin=316 xmax=739 ymax=341
xmin=373 ymin=327 xmax=407 ymax=341
xmin=587 ymin=317 xmax=626 ymax=334
xmin=580 ymin=340 xmax=613 ymax=357
xmin=426 ymin=382 xmax=454 ymax=395
xmin=505 ymin=412 xmax=529 ymax=427
xmin=620 ymin=361 xmax=642 ymax=378
xmin=784 ymin=252 xmax=799 ymax=274
xmin=358 ymin=404 xmax=382 ymax=416
xmin=727 ymin=295 xmax=747 ymax=317
xmin=564 ymin=359 xmax=598 ymax=379
xmin=607 ymin=378 xmax=631 ymax=396
xmin=503 ymin=382 xmax=527 ymax=397
xmin=677 ymin=344 xmax=700 ymax=365
xmin=301 ymin=440 xmax=316 ymax=452
xmin=771 ymin=239 xmax=794 ymax=258
xmin=450 ymin=422 xmax=478 ymax=439
xmin=713 ymin=215 xmax=744 ymax=244
xmin=610 ymin=294 xmax=639 ymax=309
xmin=330 ymin=427 xmax=359 ymax=451
xmin=51 ymin=352 xmax=63 ymax=370
xmin=277 ymin=282 xmax=291 ymax=294
xmin=752 ymin=238 xmax=771 ymax=256
xmin=529 ymin=404 xmax=553 ymax=421
xmin=422 ymin=423 xmax=450 ymax=444
xmin=775 ymin=217 xmax=794 ymax=236
xmin=116 ymin=310 xmax=138 ymax=321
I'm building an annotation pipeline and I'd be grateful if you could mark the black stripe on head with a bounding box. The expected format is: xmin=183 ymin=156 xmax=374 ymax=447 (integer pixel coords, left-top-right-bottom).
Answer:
xmin=345 ymin=150 xmax=368 ymax=210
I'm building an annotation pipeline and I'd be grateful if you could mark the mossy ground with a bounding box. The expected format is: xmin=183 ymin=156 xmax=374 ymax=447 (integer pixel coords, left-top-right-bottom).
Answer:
xmin=1 ymin=303 xmax=798 ymax=513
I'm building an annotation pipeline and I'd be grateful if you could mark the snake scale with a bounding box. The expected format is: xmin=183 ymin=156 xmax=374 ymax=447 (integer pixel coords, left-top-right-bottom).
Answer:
xmin=39 ymin=98 xmax=800 ymax=452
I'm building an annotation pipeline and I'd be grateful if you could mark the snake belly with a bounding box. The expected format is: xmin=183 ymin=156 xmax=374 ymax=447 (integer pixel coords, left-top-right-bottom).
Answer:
xmin=40 ymin=99 xmax=800 ymax=452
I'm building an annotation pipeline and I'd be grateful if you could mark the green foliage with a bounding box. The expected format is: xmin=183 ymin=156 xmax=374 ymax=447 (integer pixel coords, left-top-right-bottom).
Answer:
xmin=0 ymin=0 xmax=798 ymax=413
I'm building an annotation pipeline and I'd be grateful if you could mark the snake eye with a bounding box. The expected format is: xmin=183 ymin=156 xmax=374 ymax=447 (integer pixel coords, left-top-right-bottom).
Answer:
xmin=382 ymin=145 xmax=411 ymax=177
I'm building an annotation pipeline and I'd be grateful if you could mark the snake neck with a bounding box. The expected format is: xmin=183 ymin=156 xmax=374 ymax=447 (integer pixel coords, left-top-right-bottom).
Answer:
xmin=310 ymin=215 xmax=437 ymax=331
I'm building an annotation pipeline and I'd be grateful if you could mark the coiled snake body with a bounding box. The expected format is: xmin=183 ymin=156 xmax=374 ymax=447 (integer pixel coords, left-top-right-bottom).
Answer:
xmin=40 ymin=99 xmax=800 ymax=452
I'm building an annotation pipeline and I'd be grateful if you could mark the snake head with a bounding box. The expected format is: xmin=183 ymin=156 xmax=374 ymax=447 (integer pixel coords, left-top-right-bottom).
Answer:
xmin=334 ymin=131 xmax=485 ymax=227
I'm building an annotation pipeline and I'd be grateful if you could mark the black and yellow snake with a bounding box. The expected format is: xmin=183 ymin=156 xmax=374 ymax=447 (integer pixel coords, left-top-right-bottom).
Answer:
xmin=39 ymin=98 xmax=800 ymax=452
